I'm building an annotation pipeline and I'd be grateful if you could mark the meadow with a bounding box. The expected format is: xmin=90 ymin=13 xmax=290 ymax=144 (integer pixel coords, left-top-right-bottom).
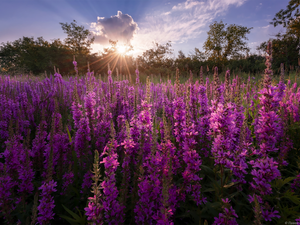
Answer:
xmin=0 ymin=44 xmax=300 ymax=225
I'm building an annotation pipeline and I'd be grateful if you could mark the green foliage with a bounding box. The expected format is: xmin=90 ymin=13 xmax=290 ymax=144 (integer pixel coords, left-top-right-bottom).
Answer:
xmin=0 ymin=36 xmax=73 ymax=75
xmin=263 ymin=177 xmax=300 ymax=224
xmin=59 ymin=20 xmax=96 ymax=75
xmin=270 ymin=0 xmax=300 ymax=37
xmin=59 ymin=204 xmax=87 ymax=225
xmin=203 ymin=20 xmax=253 ymax=70
xmin=137 ymin=41 xmax=175 ymax=76
xmin=60 ymin=20 xmax=94 ymax=56
xmin=257 ymin=34 xmax=300 ymax=75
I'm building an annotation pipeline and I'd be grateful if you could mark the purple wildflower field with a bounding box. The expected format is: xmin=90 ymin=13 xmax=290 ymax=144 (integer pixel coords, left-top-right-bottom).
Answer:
xmin=1 ymin=42 xmax=300 ymax=225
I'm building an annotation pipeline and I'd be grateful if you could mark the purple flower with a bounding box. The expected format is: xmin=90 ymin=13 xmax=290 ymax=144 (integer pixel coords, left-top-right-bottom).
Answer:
xmin=0 ymin=169 xmax=17 ymax=223
xmin=134 ymin=151 xmax=164 ymax=224
xmin=249 ymin=157 xmax=280 ymax=195
xmin=212 ymin=199 xmax=238 ymax=225
xmin=37 ymin=180 xmax=57 ymax=225
xmin=101 ymin=140 xmax=124 ymax=224
xmin=18 ymin=148 xmax=35 ymax=194
xmin=71 ymin=102 xmax=83 ymax=129
xmin=182 ymin=122 xmax=206 ymax=205
xmin=173 ymin=97 xmax=186 ymax=149
xmin=73 ymin=61 xmax=77 ymax=67
xmin=81 ymin=171 xmax=93 ymax=194
xmin=197 ymin=85 xmax=211 ymax=156
xmin=261 ymin=207 xmax=280 ymax=221
xmin=84 ymin=195 xmax=104 ymax=225
xmin=74 ymin=116 xmax=91 ymax=163
xmin=61 ymin=171 xmax=74 ymax=195
xmin=291 ymin=174 xmax=300 ymax=192
xmin=95 ymin=113 xmax=112 ymax=154
xmin=84 ymin=91 xmax=96 ymax=131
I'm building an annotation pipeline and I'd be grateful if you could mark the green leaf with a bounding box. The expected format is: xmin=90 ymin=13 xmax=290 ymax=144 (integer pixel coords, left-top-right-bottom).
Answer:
xmin=59 ymin=214 xmax=79 ymax=225
xmin=66 ymin=126 xmax=72 ymax=143
xmin=203 ymin=188 xmax=215 ymax=193
xmin=282 ymin=190 xmax=300 ymax=205
xmin=201 ymin=165 xmax=215 ymax=177
xmin=272 ymin=177 xmax=295 ymax=190
xmin=62 ymin=204 xmax=82 ymax=221
xmin=70 ymin=185 xmax=80 ymax=197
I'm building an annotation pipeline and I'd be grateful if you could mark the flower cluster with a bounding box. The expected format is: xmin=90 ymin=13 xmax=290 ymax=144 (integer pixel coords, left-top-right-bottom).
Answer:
xmin=213 ymin=198 xmax=238 ymax=225
xmin=101 ymin=140 xmax=124 ymax=224
xmin=36 ymin=180 xmax=57 ymax=225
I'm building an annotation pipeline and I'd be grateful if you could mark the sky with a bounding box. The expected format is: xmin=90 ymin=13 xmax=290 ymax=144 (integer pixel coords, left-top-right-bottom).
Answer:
xmin=0 ymin=0 xmax=290 ymax=59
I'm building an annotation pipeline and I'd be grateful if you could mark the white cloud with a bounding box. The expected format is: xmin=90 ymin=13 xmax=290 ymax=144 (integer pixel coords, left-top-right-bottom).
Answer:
xmin=130 ymin=0 xmax=247 ymax=56
xmin=256 ymin=2 xmax=262 ymax=11
xmin=90 ymin=11 xmax=139 ymax=46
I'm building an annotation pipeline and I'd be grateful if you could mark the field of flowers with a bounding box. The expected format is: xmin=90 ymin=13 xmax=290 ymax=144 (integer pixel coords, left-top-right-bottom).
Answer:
xmin=1 ymin=43 xmax=300 ymax=225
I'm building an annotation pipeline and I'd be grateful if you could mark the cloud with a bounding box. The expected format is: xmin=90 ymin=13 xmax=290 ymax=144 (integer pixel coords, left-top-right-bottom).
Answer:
xmin=256 ymin=2 xmax=262 ymax=11
xmin=90 ymin=0 xmax=247 ymax=57
xmin=129 ymin=0 xmax=247 ymax=56
xmin=90 ymin=11 xmax=139 ymax=45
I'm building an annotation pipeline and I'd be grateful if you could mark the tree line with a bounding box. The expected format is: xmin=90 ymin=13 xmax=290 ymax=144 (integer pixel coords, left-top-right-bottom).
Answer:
xmin=0 ymin=0 xmax=299 ymax=77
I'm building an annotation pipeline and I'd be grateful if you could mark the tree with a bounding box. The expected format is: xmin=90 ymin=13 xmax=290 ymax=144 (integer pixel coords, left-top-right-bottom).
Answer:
xmin=60 ymin=20 xmax=95 ymax=72
xmin=178 ymin=50 xmax=186 ymax=59
xmin=0 ymin=36 xmax=73 ymax=75
xmin=203 ymin=20 xmax=252 ymax=70
xmin=189 ymin=48 xmax=207 ymax=61
xmin=60 ymin=20 xmax=94 ymax=55
xmin=137 ymin=41 xmax=174 ymax=75
xmin=257 ymin=33 xmax=300 ymax=74
xmin=270 ymin=0 xmax=300 ymax=37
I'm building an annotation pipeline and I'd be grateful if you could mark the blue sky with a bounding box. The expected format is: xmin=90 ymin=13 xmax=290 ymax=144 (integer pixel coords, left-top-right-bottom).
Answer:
xmin=0 ymin=0 xmax=290 ymax=58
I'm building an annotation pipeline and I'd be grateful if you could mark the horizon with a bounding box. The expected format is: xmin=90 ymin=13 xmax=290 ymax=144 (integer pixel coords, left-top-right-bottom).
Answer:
xmin=1 ymin=0 xmax=289 ymax=59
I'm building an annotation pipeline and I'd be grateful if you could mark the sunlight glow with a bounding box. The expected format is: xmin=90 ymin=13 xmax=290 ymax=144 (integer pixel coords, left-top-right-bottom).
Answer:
xmin=117 ymin=45 xmax=127 ymax=55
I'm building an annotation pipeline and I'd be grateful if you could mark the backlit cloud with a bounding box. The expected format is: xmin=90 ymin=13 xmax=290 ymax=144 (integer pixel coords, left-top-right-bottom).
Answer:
xmin=90 ymin=11 xmax=139 ymax=45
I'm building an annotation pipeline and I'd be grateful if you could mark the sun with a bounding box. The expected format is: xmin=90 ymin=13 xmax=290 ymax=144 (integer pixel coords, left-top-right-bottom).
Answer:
xmin=117 ymin=45 xmax=127 ymax=55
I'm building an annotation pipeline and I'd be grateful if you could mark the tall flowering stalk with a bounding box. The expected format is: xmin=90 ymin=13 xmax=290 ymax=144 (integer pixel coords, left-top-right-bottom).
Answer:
xmin=71 ymin=84 xmax=83 ymax=130
xmin=95 ymin=110 xmax=112 ymax=154
xmin=85 ymin=150 xmax=104 ymax=225
xmin=213 ymin=198 xmax=238 ymax=225
xmin=173 ymin=95 xmax=186 ymax=160
xmin=197 ymin=83 xmax=211 ymax=157
xmin=134 ymin=149 xmax=165 ymax=224
xmin=0 ymin=165 xmax=17 ymax=224
xmin=100 ymin=124 xmax=124 ymax=224
xmin=209 ymin=102 xmax=237 ymax=181
xmin=181 ymin=87 xmax=206 ymax=206
xmin=36 ymin=180 xmax=57 ymax=225
xmin=18 ymin=144 xmax=35 ymax=194
xmin=120 ymin=121 xmax=135 ymax=211
xmin=134 ymin=77 xmax=161 ymax=224
xmin=154 ymin=110 xmax=178 ymax=224
xmin=250 ymin=42 xmax=281 ymax=222
xmin=74 ymin=115 xmax=91 ymax=168
xmin=37 ymin=111 xmax=57 ymax=225
xmin=212 ymin=67 xmax=224 ymax=105
xmin=32 ymin=119 xmax=47 ymax=172
xmin=84 ymin=90 xmax=96 ymax=138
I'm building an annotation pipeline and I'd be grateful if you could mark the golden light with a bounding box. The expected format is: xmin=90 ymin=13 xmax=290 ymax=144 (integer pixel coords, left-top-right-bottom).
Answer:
xmin=117 ymin=45 xmax=127 ymax=55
